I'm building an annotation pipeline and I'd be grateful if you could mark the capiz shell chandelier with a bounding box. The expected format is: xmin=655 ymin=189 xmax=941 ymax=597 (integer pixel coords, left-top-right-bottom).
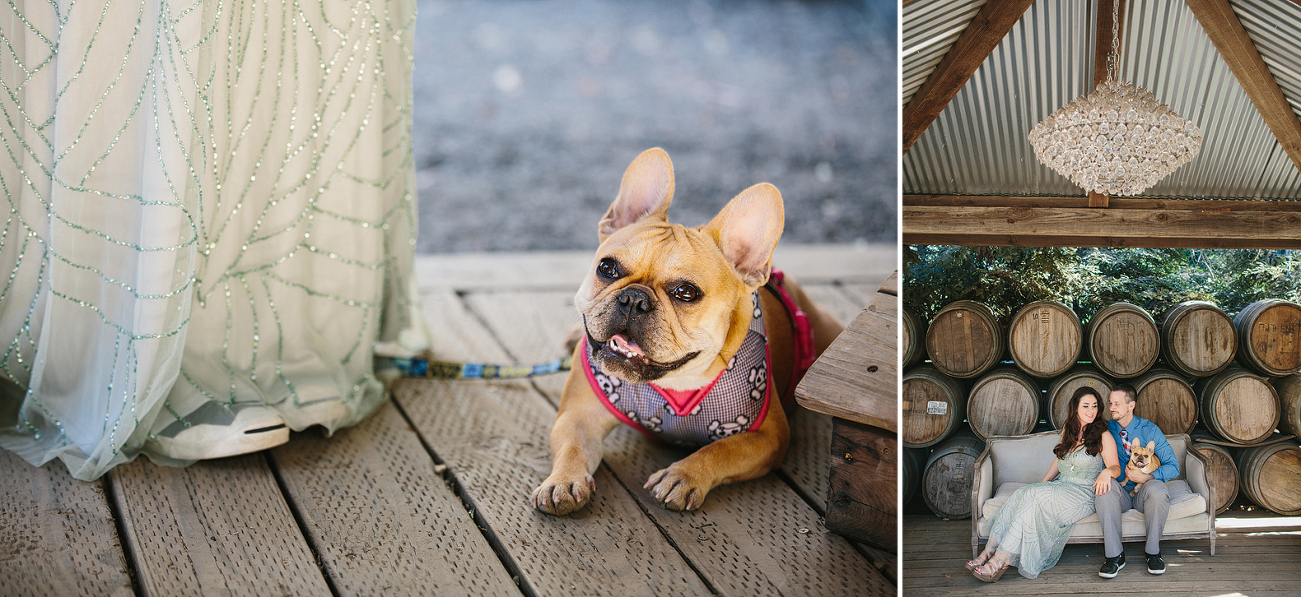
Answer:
xmin=1027 ymin=2 xmax=1202 ymax=196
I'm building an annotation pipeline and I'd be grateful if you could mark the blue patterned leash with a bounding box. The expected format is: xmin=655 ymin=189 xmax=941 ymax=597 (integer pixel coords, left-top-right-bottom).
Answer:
xmin=377 ymin=354 xmax=572 ymax=379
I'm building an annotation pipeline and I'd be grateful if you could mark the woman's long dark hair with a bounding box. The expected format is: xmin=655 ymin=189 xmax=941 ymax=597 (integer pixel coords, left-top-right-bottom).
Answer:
xmin=1054 ymin=386 xmax=1107 ymax=459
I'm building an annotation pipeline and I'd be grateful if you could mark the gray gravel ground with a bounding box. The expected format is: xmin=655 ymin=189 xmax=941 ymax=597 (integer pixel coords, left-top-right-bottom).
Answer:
xmin=411 ymin=0 xmax=898 ymax=253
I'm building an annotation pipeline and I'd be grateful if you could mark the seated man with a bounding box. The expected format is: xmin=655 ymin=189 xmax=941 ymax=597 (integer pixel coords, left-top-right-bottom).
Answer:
xmin=1096 ymin=384 xmax=1179 ymax=578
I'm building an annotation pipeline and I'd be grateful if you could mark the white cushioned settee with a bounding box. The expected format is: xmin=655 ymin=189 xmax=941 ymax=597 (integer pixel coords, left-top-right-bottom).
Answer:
xmin=971 ymin=430 xmax=1216 ymax=557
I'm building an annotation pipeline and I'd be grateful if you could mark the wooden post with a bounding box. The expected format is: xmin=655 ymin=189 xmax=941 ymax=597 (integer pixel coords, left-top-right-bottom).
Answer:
xmin=826 ymin=419 xmax=897 ymax=551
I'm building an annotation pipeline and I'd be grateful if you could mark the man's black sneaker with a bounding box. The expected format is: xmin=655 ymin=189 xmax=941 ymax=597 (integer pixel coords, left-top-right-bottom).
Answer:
xmin=1146 ymin=552 xmax=1166 ymax=575
xmin=1099 ymin=554 xmax=1125 ymax=578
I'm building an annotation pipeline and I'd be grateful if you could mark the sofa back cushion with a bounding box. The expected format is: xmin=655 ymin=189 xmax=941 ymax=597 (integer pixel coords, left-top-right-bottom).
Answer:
xmin=989 ymin=430 xmax=1187 ymax=488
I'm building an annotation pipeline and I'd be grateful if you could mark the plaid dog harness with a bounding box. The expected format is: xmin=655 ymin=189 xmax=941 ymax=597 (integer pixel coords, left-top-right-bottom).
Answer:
xmin=582 ymin=272 xmax=815 ymax=447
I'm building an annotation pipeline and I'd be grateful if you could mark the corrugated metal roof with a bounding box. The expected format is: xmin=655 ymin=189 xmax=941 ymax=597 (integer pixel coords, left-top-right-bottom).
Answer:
xmin=1234 ymin=0 xmax=1301 ymax=117
xmin=901 ymin=0 xmax=987 ymax=107
xmin=902 ymin=0 xmax=1301 ymax=200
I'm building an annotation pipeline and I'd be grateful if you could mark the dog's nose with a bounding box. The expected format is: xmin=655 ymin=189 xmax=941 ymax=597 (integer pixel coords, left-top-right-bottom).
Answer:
xmin=616 ymin=287 xmax=654 ymax=317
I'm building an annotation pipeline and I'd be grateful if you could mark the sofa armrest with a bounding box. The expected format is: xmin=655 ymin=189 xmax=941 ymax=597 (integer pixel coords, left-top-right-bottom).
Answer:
xmin=1183 ymin=441 xmax=1214 ymax=516
xmin=974 ymin=448 xmax=995 ymax=510
xmin=1180 ymin=436 xmax=1217 ymax=555
xmin=1191 ymin=447 xmax=1207 ymax=507
xmin=971 ymin=446 xmax=994 ymax=555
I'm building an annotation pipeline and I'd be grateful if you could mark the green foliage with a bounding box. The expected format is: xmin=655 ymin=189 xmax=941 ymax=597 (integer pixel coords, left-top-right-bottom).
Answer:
xmin=903 ymin=246 xmax=1092 ymax=321
xmin=904 ymin=246 xmax=1301 ymax=323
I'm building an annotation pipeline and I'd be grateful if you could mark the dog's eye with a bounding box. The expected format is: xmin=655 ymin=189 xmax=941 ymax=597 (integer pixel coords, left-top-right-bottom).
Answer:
xmin=597 ymin=258 xmax=621 ymax=280
xmin=670 ymin=283 xmax=701 ymax=302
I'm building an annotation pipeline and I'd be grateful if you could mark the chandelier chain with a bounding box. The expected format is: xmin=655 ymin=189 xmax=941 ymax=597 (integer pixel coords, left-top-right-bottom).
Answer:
xmin=1109 ymin=0 xmax=1121 ymax=83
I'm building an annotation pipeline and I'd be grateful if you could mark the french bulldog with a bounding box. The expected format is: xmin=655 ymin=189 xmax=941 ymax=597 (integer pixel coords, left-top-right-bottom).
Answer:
xmin=1127 ymin=438 xmax=1160 ymax=496
xmin=531 ymin=148 xmax=844 ymax=515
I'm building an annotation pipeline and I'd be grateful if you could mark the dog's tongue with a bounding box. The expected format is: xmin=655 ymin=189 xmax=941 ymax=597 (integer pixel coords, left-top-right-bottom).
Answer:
xmin=609 ymin=334 xmax=646 ymax=358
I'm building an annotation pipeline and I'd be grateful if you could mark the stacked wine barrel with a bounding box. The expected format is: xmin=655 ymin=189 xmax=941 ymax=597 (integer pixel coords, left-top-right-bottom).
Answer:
xmin=904 ymin=297 xmax=1301 ymax=518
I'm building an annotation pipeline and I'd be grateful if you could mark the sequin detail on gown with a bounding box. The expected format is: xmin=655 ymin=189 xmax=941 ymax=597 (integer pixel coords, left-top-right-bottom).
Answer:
xmin=984 ymin=446 xmax=1105 ymax=579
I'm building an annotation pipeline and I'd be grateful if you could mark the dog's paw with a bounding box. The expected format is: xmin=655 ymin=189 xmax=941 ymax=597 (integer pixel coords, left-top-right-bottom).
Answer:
xmin=644 ymin=466 xmax=709 ymax=511
xmin=531 ymin=474 xmax=596 ymax=516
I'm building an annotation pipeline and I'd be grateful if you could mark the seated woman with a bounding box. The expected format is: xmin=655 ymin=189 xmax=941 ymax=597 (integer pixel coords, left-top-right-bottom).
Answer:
xmin=967 ymin=386 xmax=1121 ymax=581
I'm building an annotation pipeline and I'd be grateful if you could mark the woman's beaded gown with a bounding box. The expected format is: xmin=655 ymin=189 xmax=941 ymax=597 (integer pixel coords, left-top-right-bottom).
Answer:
xmin=984 ymin=446 xmax=1105 ymax=579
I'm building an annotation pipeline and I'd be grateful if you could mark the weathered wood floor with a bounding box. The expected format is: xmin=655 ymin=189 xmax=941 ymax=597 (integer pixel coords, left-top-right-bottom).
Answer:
xmin=1 ymin=244 xmax=896 ymax=597
xmin=903 ymin=513 xmax=1301 ymax=596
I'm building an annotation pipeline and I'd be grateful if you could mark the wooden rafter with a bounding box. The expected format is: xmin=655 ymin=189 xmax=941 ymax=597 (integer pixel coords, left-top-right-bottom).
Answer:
xmin=1090 ymin=0 xmax=1127 ymax=208
xmin=1186 ymin=0 xmax=1301 ymax=173
xmin=901 ymin=0 xmax=1036 ymax=155
xmin=902 ymin=195 xmax=1301 ymax=250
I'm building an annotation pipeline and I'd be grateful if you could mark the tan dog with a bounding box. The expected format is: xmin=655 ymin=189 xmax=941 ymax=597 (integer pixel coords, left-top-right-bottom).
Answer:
xmin=531 ymin=148 xmax=843 ymax=515
xmin=1127 ymin=438 xmax=1160 ymax=496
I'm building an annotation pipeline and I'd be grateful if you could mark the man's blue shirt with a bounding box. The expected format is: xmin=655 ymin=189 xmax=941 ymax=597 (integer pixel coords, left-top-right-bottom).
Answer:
xmin=1108 ymin=416 xmax=1179 ymax=490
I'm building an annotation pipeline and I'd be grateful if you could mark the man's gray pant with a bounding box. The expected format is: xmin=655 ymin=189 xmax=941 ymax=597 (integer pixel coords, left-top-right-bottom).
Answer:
xmin=1096 ymin=477 xmax=1171 ymax=558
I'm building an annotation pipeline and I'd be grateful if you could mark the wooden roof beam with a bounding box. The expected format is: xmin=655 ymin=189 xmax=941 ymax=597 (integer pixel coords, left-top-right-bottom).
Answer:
xmin=1186 ymin=0 xmax=1301 ymax=173
xmin=901 ymin=0 xmax=1036 ymax=155
xmin=902 ymin=196 xmax=1301 ymax=250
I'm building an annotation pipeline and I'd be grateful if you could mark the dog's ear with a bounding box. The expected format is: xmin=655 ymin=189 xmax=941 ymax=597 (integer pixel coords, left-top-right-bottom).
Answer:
xmin=1131 ymin=437 xmax=1140 ymax=448
xmin=704 ymin=183 xmax=785 ymax=288
xmin=1145 ymin=440 xmax=1156 ymax=452
xmin=599 ymin=148 xmax=675 ymax=242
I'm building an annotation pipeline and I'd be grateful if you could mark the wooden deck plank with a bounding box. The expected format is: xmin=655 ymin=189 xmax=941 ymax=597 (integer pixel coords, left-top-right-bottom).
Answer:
xmin=108 ymin=455 xmax=330 ymax=596
xmin=395 ymin=289 xmax=713 ymax=596
xmin=903 ymin=515 xmax=1301 ymax=595
xmin=0 ymin=450 xmax=133 ymax=597
xmin=466 ymin=288 xmax=894 ymax=596
xmin=268 ymin=401 xmax=521 ymax=596
xmin=604 ymin=442 xmax=892 ymax=597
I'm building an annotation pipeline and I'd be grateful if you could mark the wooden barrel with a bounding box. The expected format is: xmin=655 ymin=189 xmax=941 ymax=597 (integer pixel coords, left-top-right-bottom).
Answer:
xmin=902 ymin=308 xmax=927 ymax=369
xmin=1236 ymin=441 xmax=1301 ymax=516
xmin=1160 ymin=301 xmax=1237 ymax=378
xmin=902 ymin=447 xmax=925 ymax=505
xmin=1272 ymin=374 xmax=1301 ymax=438
xmin=1045 ymin=366 xmax=1113 ymax=429
xmin=1008 ymin=300 xmax=1082 ymax=378
xmin=1196 ymin=368 xmax=1280 ymax=445
xmin=922 ymin=433 xmax=986 ymax=520
xmin=1191 ymin=441 xmax=1238 ymax=514
xmin=925 ymin=300 xmax=1003 ymax=379
xmin=966 ymin=367 xmax=1040 ymax=441
xmin=1132 ymin=369 xmax=1198 ymax=435
xmin=902 ymin=366 xmax=967 ymax=448
xmin=1234 ymin=299 xmax=1301 ymax=377
xmin=1087 ymin=302 xmax=1160 ymax=379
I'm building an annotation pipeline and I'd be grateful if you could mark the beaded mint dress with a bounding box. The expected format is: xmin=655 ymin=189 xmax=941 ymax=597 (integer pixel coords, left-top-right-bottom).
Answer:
xmin=0 ymin=0 xmax=423 ymax=479
xmin=984 ymin=446 xmax=1105 ymax=579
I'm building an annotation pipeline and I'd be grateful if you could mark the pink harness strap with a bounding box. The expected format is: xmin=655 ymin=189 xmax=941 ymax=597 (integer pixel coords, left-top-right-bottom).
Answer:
xmin=765 ymin=269 xmax=816 ymax=404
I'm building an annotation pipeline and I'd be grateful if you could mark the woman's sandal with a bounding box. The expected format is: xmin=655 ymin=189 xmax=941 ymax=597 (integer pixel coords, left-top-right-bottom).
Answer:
xmin=965 ymin=550 xmax=995 ymax=572
xmin=971 ymin=558 xmax=1009 ymax=582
